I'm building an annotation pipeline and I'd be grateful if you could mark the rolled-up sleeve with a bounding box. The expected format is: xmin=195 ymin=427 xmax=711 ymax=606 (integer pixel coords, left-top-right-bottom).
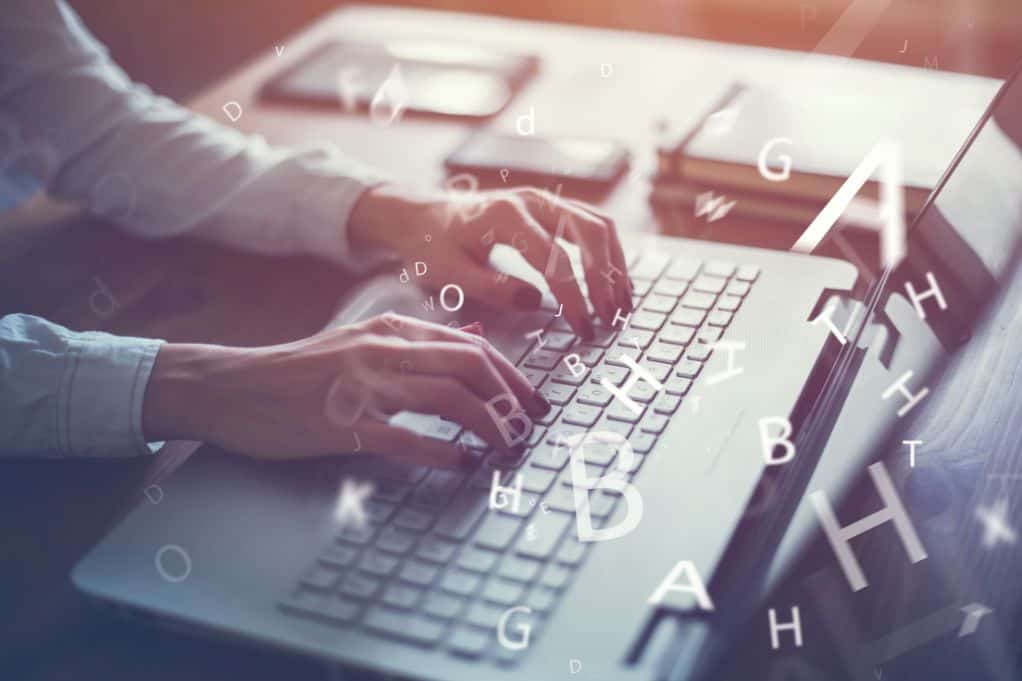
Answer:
xmin=0 ymin=314 xmax=164 ymax=458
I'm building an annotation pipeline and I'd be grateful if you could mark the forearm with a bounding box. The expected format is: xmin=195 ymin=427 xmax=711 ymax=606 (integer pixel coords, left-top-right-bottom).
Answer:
xmin=141 ymin=343 xmax=236 ymax=443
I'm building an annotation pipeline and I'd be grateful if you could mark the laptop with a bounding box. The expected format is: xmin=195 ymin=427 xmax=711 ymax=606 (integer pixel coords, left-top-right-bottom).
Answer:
xmin=72 ymin=64 xmax=1022 ymax=681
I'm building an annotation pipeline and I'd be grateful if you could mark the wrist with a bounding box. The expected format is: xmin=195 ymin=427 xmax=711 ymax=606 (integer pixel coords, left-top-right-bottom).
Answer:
xmin=142 ymin=343 xmax=234 ymax=442
xmin=347 ymin=183 xmax=426 ymax=253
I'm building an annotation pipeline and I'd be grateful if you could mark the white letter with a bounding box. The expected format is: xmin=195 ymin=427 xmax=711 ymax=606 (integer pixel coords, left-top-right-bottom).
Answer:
xmin=882 ymin=370 xmax=929 ymax=418
xmin=705 ymin=340 xmax=746 ymax=385
xmin=144 ymin=484 xmax=163 ymax=504
xmin=759 ymin=416 xmax=796 ymax=465
xmin=439 ymin=284 xmax=464 ymax=312
xmin=904 ymin=271 xmax=947 ymax=320
xmin=809 ymin=461 xmax=927 ymax=592
xmin=792 ymin=140 xmax=906 ymax=269
xmin=602 ymin=355 xmax=664 ymax=415
xmin=758 ymin=137 xmax=793 ymax=182
xmin=569 ymin=658 xmax=582 ymax=674
xmin=600 ymin=63 xmax=613 ymax=78
xmin=612 ymin=307 xmax=631 ymax=328
xmin=154 ymin=544 xmax=192 ymax=583
xmin=414 ymin=261 xmax=428 ymax=277
xmin=221 ymin=101 xmax=243 ymax=122
xmin=768 ymin=606 xmax=804 ymax=650
xmin=496 ymin=605 xmax=532 ymax=650
xmin=335 ymin=478 xmax=374 ymax=529
xmin=516 ymin=106 xmax=535 ymax=136
xmin=484 ymin=392 xmax=533 ymax=447
xmin=88 ymin=276 xmax=119 ymax=318
xmin=489 ymin=470 xmax=523 ymax=514
xmin=569 ymin=432 xmax=644 ymax=542
xmin=903 ymin=439 xmax=923 ymax=467
xmin=563 ymin=353 xmax=587 ymax=378
xmin=647 ymin=560 xmax=715 ymax=611
xmin=399 ymin=268 xmax=410 ymax=284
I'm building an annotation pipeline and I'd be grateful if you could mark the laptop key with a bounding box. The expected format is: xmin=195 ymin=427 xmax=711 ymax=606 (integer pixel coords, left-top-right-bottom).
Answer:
xmin=423 ymin=591 xmax=467 ymax=620
xmin=457 ymin=545 xmax=500 ymax=573
xmin=590 ymin=364 xmax=627 ymax=386
xmin=664 ymin=376 xmax=693 ymax=395
xmin=581 ymin=325 xmax=615 ymax=348
xmin=440 ymin=569 xmax=482 ymax=596
xmin=646 ymin=343 xmax=684 ymax=364
xmin=680 ymin=291 xmax=716 ymax=310
xmin=607 ymin=402 xmax=644 ymax=422
xmin=358 ymin=550 xmax=400 ymax=577
xmin=707 ymin=310 xmax=733 ymax=327
xmin=653 ymin=394 xmax=682 ymax=414
xmin=628 ymin=432 xmax=657 ymax=454
xmin=424 ymin=418 xmax=461 ymax=442
xmin=413 ymin=469 xmax=467 ymax=509
xmin=660 ymin=325 xmax=695 ymax=346
xmin=339 ymin=572 xmax=382 ymax=600
xmin=320 ymin=543 xmax=360 ymax=568
xmin=525 ymin=587 xmax=558 ymax=614
xmin=618 ymin=330 xmax=654 ymax=350
xmin=481 ymin=578 xmax=526 ymax=605
xmin=523 ymin=468 xmax=557 ymax=493
xmin=704 ymin=260 xmax=737 ymax=278
xmin=381 ymin=583 xmax=425 ymax=610
xmin=465 ymin=601 xmax=508 ymax=629
xmin=643 ymin=294 xmax=676 ymax=314
xmin=365 ymin=606 xmax=446 ymax=646
xmin=417 ymin=536 xmax=459 ymax=563
xmin=555 ymin=540 xmax=587 ymax=566
xmin=549 ymin=363 xmax=588 ymax=386
xmin=725 ymin=280 xmax=750 ymax=297
xmin=376 ymin=527 xmax=417 ymax=555
xmin=399 ymin=560 xmax=440 ymax=586
xmin=629 ymin=311 xmax=667 ymax=331
xmin=606 ymin=349 xmax=641 ymax=367
xmin=496 ymin=554 xmax=543 ymax=583
xmin=670 ymin=308 xmax=706 ymax=327
xmin=338 ymin=523 xmax=376 ymax=545
xmin=664 ymin=256 xmax=702 ymax=280
xmin=301 ymin=564 xmax=343 ymax=591
xmin=530 ymin=441 xmax=572 ymax=470
xmin=543 ymin=332 xmax=576 ymax=352
xmin=539 ymin=564 xmax=572 ymax=590
xmin=641 ymin=414 xmax=670 ymax=434
xmin=515 ymin=510 xmax=570 ymax=560
xmin=735 ymin=264 xmax=760 ymax=281
xmin=686 ymin=343 xmax=713 ymax=362
xmin=394 ymin=508 xmax=435 ymax=532
xmin=577 ymin=382 xmax=612 ymax=407
xmin=448 ymin=626 xmax=490 ymax=658
xmin=521 ymin=368 xmax=546 ymax=388
xmin=696 ymin=326 xmax=723 ymax=343
xmin=433 ymin=491 xmax=488 ymax=541
xmin=692 ymin=275 xmax=727 ymax=294
xmin=536 ymin=405 xmax=561 ymax=426
xmin=717 ymin=295 xmax=742 ymax=311
xmin=562 ymin=403 xmax=600 ymax=427
xmin=675 ymin=360 xmax=703 ymax=378
xmin=372 ymin=479 xmax=413 ymax=505
xmin=654 ymin=278 xmax=688 ymax=297
xmin=631 ymin=252 xmax=671 ymax=280
xmin=475 ymin=514 xmax=522 ymax=551
xmin=540 ymin=382 xmax=575 ymax=406
xmin=524 ymin=350 xmax=562 ymax=370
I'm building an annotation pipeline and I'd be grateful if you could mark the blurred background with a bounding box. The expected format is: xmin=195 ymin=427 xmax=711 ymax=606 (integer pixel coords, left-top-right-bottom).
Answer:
xmin=69 ymin=0 xmax=1022 ymax=102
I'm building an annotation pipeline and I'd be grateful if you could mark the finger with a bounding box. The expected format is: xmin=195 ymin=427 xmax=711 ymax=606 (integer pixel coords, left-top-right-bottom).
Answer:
xmin=374 ymin=374 xmax=530 ymax=456
xmin=352 ymin=417 xmax=471 ymax=469
xmin=520 ymin=189 xmax=622 ymax=324
xmin=364 ymin=314 xmax=548 ymax=417
xmin=568 ymin=198 xmax=633 ymax=313
xmin=493 ymin=200 xmax=593 ymax=338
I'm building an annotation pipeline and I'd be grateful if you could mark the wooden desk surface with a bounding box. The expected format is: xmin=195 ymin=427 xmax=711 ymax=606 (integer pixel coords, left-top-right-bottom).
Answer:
xmin=1 ymin=5 xmax=1013 ymax=681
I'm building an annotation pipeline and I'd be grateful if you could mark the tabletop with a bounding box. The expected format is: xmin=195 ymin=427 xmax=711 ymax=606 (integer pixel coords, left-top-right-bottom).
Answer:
xmin=1 ymin=5 xmax=1014 ymax=680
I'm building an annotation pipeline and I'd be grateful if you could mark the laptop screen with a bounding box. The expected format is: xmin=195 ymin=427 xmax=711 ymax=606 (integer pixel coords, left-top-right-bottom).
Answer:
xmin=905 ymin=62 xmax=1022 ymax=313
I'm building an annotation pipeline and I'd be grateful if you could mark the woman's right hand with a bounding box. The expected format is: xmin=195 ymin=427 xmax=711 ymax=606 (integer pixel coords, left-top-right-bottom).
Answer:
xmin=142 ymin=314 xmax=551 ymax=467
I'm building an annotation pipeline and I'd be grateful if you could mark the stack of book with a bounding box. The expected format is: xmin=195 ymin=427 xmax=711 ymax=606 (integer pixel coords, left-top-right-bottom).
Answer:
xmin=649 ymin=82 xmax=945 ymax=234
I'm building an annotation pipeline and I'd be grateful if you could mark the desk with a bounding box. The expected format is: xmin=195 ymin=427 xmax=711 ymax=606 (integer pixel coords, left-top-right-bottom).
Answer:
xmin=0 ymin=5 xmax=1009 ymax=680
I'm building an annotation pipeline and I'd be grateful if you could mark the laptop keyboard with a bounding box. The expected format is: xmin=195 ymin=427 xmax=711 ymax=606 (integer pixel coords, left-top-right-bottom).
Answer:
xmin=278 ymin=250 xmax=760 ymax=666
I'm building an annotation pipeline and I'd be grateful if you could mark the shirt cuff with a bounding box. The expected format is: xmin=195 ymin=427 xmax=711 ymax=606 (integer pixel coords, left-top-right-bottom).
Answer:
xmin=57 ymin=331 xmax=164 ymax=457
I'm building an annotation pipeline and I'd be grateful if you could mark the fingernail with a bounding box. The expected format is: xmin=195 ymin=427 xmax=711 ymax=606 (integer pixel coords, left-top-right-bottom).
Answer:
xmin=512 ymin=287 xmax=542 ymax=310
xmin=460 ymin=321 xmax=484 ymax=336
xmin=532 ymin=390 xmax=552 ymax=415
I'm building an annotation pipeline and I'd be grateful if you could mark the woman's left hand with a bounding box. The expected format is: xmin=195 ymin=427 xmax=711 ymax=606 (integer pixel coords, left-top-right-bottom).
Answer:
xmin=348 ymin=183 xmax=633 ymax=339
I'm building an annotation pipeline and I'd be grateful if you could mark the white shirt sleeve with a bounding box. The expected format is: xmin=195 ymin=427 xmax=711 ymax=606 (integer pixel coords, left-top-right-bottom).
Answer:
xmin=0 ymin=0 xmax=395 ymax=272
xmin=0 ymin=314 xmax=164 ymax=458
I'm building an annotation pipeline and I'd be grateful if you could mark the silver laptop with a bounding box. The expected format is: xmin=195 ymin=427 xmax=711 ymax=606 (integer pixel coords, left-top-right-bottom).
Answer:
xmin=72 ymin=221 xmax=854 ymax=679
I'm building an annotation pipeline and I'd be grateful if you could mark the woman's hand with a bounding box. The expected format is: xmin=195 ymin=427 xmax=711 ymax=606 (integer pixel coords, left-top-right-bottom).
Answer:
xmin=348 ymin=183 xmax=633 ymax=338
xmin=142 ymin=315 xmax=550 ymax=466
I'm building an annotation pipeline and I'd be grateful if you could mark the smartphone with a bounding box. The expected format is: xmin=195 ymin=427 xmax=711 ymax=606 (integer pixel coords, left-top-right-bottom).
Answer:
xmin=445 ymin=132 xmax=630 ymax=193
